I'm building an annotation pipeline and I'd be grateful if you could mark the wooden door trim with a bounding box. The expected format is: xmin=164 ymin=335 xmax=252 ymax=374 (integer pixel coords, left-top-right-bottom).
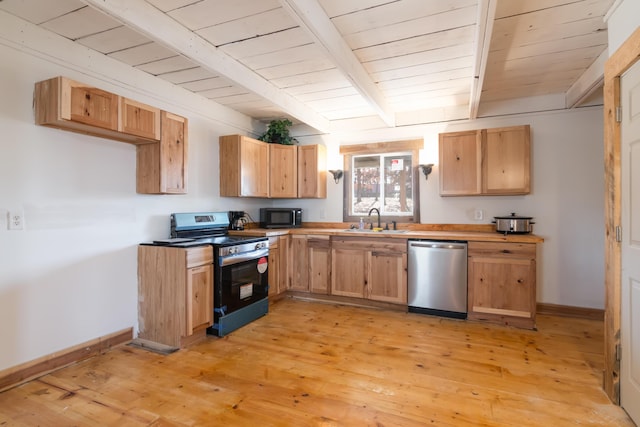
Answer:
xmin=603 ymin=26 xmax=640 ymax=404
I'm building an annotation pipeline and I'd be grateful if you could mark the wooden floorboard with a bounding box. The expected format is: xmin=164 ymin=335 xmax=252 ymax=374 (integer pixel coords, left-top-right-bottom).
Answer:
xmin=0 ymin=298 xmax=633 ymax=426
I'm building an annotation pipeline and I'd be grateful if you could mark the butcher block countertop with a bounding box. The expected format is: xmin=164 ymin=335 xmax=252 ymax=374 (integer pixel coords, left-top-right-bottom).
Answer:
xmin=230 ymin=223 xmax=544 ymax=244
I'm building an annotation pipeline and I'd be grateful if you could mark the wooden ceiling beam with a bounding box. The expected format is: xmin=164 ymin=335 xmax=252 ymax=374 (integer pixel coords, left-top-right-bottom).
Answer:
xmin=82 ymin=0 xmax=331 ymax=133
xmin=280 ymin=0 xmax=396 ymax=128
xmin=468 ymin=0 xmax=497 ymax=120
xmin=565 ymin=48 xmax=608 ymax=108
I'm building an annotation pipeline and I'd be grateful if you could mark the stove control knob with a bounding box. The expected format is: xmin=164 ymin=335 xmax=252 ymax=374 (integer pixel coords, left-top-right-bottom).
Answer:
xmin=256 ymin=242 xmax=266 ymax=250
xmin=229 ymin=247 xmax=238 ymax=255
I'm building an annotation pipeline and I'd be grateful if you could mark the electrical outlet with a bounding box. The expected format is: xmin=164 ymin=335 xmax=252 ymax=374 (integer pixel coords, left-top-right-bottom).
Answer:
xmin=8 ymin=210 xmax=24 ymax=230
xmin=474 ymin=209 xmax=484 ymax=221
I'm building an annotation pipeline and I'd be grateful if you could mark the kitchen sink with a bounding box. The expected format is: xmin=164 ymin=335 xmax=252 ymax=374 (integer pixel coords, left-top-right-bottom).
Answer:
xmin=342 ymin=229 xmax=408 ymax=234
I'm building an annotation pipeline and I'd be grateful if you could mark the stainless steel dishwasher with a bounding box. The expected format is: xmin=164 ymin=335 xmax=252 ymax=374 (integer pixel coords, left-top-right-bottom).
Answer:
xmin=407 ymin=240 xmax=468 ymax=319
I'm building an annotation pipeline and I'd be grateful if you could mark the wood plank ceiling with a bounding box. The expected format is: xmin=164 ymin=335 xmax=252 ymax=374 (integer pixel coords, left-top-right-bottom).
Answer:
xmin=0 ymin=0 xmax=614 ymax=133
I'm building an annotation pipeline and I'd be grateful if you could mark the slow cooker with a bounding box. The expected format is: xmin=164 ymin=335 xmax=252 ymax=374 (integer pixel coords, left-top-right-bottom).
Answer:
xmin=493 ymin=213 xmax=534 ymax=234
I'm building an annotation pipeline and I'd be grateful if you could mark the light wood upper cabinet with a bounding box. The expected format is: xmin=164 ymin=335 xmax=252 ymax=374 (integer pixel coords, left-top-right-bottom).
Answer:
xmin=482 ymin=126 xmax=531 ymax=194
xmin=119 ymin=97 xmax=161 ymax=141
xmin=136 ymin=111 xmax=188 ymax=194
xmin=298 ymin=144 xmax=327 ymax=198
xmin=35 ymin=76 xmax=189 ymax=194
xmin=331 ymin=236 xmax=407 ymax=304
xmin=269 ymin=144 xmax=298 ymax=198
xmin=439 ymin=125 xmax=530 ymax=196
xmin=35 ymin=76 xmax=158 ymax=144
xmin=219 ymin=134 xmax=269 ymax=197
xmin=35 ymin=76 xmax=118 ymax=131
xmin=439 ymin=130 xmax=482 ymax=195
xmin=467 ymin=241 xmax=536 ymax=329
xmin=219 ymin=135 xmax=327 ymax=199
xmin=138 ymin=245 xmax=213 ymax=348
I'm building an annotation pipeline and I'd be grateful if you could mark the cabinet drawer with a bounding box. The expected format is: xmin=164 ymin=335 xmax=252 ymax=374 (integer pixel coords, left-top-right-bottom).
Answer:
xmin=468 ymin=241 xmax=535 ymax=259
xmin=186 ymin=246 xmax=213 ymax=268
xmin=307 ymin=234 xmax=330 ymax=249
xmin=331 ymin=236 xmax=407 ymax=253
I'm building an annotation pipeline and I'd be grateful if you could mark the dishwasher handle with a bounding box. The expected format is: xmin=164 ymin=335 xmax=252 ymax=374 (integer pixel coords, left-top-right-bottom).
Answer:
xmin=409 ymin=242 xmax=467 ymax=250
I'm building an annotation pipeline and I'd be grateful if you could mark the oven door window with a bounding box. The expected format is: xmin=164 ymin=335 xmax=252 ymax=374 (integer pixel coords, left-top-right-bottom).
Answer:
xmin=219 ymin=257 xmax=268 ymax=313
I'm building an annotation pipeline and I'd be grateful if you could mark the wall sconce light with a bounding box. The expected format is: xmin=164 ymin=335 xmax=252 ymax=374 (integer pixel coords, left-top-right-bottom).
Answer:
xmin=328 ymin=169 xmax=343 ymax=184
xmin=420 ymin=164 xmax=434 ymax=180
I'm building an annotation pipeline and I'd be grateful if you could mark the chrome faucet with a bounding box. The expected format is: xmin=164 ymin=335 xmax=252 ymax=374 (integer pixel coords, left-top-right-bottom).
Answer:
xmin=368 ymin=208 xmax=381 ymax=229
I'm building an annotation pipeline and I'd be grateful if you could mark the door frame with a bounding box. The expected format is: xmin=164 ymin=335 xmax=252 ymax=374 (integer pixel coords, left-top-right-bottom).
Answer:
xmin=603 ymin=26 xmax=640 ymax=403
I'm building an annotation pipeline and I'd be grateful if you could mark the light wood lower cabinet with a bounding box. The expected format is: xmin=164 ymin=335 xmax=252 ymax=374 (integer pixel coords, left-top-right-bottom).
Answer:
xmin=268 ymin=235 xmax=292 ymax=298
xmin=290 ymin=234 xmax=331 ymax=294
xmin=331 ymin=236 xmax=407 ymax=305
xmin=138 ymin=245 xmax=213 ymax=348
xmin=467 ymin=241 xmax=536 ymax=329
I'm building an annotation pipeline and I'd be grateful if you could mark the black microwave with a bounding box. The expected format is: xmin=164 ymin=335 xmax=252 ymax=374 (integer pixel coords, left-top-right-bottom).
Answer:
xmin=259 ymin=208 xmax=302 ymax=229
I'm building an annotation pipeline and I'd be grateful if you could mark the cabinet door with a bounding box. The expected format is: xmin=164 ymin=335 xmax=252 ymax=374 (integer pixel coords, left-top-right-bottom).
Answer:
xmin=161 ymin=111 xmax=188 ymax=193
xmin=278 ymin=235 xmax=291 ymax=293
xmin=483 ymin=125 xmax=530 ymax=194
xmin=185 ymin=264 xmax=213 ymax=335
xmin=268 ymin=239 xmax=280 ymax=297
xmin=298 ymin=145 xmax=327 ymax=198
xmin=368 ymin=250 xmax=407 ymax=304
xmin=439 ymin=130 xmax=482 ymax=195
xmin=219 ymin=135 xmax=269 ymax=197
xmin=119 ymin=97 xmax=160 ymax=141
xmin=136 ymin=111 xmax=188 ymax=194
xmin=290 ymin=235 xmax=309 ymax=291
xmin=308 ymin=236 xmax=330 ymax=294
xmin=241 ymin=137 xmax=269 ymax=197
xmin=331 ymin=246 xmax=366 ymax=298
xmin=270 ymin=144 xmax=298 ymax=198
xmin=66 ymin=80 xmax=119 ymax=130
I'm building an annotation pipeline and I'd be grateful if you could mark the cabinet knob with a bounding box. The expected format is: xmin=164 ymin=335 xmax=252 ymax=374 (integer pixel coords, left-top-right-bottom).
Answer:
xmin=517 ymin=279 xmax=523 ymax=284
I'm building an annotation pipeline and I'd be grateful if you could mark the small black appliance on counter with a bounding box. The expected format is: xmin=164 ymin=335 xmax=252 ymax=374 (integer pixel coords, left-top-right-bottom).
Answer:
xmin=259 ymin=207 xmax=302 ymax=228
xmin=229 ymin=210 xmax=246 ymax=230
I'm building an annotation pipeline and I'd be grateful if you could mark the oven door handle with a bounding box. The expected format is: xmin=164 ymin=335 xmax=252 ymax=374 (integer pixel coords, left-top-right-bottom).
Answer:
xmin=219 ymin=248 xmax=269 ymax=267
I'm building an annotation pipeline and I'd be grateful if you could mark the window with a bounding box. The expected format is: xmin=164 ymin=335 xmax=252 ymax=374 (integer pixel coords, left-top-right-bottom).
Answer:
xmin=341 ymin=139 xmax=422 ymax=225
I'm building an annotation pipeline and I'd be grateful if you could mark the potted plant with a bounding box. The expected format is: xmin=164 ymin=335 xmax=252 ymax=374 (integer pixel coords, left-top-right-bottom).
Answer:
xmin=258 ymin=119 xmax=298 ymax=145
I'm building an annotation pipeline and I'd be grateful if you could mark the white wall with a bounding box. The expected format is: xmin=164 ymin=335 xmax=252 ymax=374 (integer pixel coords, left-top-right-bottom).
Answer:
xmin=606 ymin=0 xmax=640 ymax=55
xmin=288 ymin=107 xmax=606 ymax=311
xmin=0 ymin=9 xmax=607 ymax=372
xmin=0 ymin=32 xmax=266 ymax=371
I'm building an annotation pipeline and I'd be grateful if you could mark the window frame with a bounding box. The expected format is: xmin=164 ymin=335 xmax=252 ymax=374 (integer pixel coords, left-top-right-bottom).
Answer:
xmin=340 ymin=139 xmax=422 ymax=225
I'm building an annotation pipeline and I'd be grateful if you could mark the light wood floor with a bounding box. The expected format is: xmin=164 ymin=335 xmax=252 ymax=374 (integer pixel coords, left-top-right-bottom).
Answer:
xmin=0 ymin=298 xmax=634 ymax=426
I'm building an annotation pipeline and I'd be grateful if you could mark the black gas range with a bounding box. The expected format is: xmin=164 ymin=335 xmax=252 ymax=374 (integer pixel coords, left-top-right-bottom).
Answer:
xmin=153 ymin=212 xmax=269 ymax=337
